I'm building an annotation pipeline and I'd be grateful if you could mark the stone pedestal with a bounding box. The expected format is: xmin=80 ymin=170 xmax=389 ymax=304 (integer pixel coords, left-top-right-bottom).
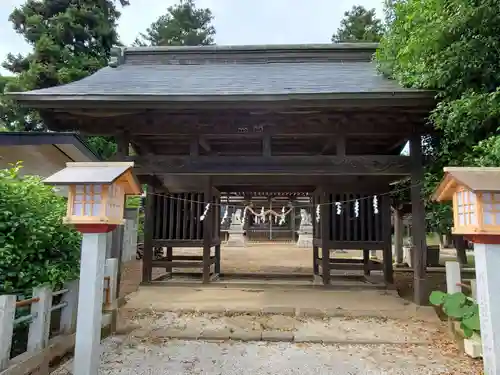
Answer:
xmin=226 ymin=210 xmax=246 ymax=247
xmin=227 ymin=228 xmax=246 ymax=247
xmin=297 ymin=224 xmax=313 ymax=248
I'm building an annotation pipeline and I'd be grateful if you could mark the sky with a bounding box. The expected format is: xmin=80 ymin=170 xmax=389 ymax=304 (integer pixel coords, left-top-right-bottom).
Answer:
xmin=0 ymin=0 xmax=384 ymax=75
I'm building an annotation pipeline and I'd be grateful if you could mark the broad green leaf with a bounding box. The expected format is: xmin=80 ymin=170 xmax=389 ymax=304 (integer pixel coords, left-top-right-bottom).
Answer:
xmin=461 ymin=323 xmax=474 ymax=338
xmin=429 ymin=290 xmax=447 ymax=306
xmin=462 ymin=313 xmax=481 ymax=332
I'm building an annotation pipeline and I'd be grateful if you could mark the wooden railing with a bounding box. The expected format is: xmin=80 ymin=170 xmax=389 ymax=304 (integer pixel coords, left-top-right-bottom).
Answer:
xmin=0 ymin=258 xmax=119 ymax=374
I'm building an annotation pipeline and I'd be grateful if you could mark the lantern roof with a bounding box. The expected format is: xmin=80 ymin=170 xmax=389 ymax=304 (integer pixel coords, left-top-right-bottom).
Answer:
xmin=433 ymin=167 xmax=500 ymax=202
xmin=43 ymin=162 xmax=142 ymax=195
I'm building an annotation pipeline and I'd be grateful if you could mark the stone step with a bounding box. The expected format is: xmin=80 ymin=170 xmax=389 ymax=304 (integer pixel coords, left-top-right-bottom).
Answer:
xmin=124 ymin=311 xmax=434 ymax=345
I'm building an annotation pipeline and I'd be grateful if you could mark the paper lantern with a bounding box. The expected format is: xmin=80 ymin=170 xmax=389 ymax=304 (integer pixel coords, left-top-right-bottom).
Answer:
xmin=44 ymin=162 xmax=142 ymax=230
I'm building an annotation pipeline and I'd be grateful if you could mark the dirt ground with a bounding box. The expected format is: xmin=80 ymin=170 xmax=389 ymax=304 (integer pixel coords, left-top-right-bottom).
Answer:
xmin=119 ymin=244 xmax=448 ymax=302
xmin=172 ymin=244 xmax=383 ymax=274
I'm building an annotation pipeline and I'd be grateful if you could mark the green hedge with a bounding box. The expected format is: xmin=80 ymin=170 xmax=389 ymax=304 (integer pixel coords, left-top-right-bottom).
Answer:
xmin=0 ymin=162 xmax=81 ymax=295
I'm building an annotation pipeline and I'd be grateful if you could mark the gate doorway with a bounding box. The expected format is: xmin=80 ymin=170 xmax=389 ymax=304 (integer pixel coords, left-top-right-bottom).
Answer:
xmin=221 ymin=193 xmax=310 ymax=244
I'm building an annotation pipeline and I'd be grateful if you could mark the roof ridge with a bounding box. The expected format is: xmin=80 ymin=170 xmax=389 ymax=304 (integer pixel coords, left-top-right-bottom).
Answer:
xmin=125 ymin=43 xmax=378 ymax=53
xmin=108 ymin=43 xmax=378 ymax=67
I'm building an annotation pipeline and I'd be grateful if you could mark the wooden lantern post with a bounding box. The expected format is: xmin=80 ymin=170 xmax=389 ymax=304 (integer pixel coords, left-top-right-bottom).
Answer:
xmin=44 ymin=162 xmax=142 ymax=375
xmin=433 ymin=167 xmax=500 ymax=375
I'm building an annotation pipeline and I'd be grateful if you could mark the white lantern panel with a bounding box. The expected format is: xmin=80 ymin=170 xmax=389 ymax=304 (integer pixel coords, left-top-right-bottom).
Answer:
xmin=93 ymin=203 xmax=102 ymax=216
xmin=84 ymin=203 xmax=92 ymax=216
xmin=484 ymin=212 xmax=494 ymax=225
xmin=73 ymin=203 xmax=83 ymax=216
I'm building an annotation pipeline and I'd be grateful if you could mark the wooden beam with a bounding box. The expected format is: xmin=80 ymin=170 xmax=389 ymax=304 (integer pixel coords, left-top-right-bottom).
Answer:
xmin=382 ymin=194 xmax=394 ymax=284
xmin=142 ymin=185 xmax=155 ymax=283
xmin=336 ymin=135 xmax=346 ymax=156
xmin=58 ymin=111 xmax=419 ymax=137
xmin=263 ymin=134 xmax=271 ymax=156
xmin=203 ymin=177 xmax=213 ymax=283
xmin=410 ymin=133 xmax=427 ymax=305
xmin=198 ymin=136 xmax=211 ymax=153
xmin=320 ymin=189 xmax=330 ymax=285
xmin=320 ymin=137 xmax=335 ymax=154
xmin=190 ymin=138 xmax=199 ymax=156
xmin=131 ymin=155 xmax=412 ymax=175
xmin=115 ymin=132 xmax=130 ymax=158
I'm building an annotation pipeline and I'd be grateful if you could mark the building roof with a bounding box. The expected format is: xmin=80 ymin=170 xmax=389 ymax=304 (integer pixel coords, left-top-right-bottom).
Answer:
xmin=44 ymin=161 xmax=142 ymax=195
xmin=433 ymin=167 xmax=500 ymax=201
xmin=9 ymin=43 xmax=433 ymax=106
xmin=44 ymin=162 xmax=134 ymax=185
xmin=0 ymin=132 xmax=99 ymax=161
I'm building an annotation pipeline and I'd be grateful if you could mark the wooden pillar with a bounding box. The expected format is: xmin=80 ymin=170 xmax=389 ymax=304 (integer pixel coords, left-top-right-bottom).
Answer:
xmin=202 ymin=178 xmax=213 ymax=283
xmin=410 ymin=133 xmax=427 ymax=305
xmin=454 ymin=235 xmax=468 ymax=265
xmin=363 ymin=250 xmax=370 ymax=275
xmin=313 ymin=246 xmax=319 ymax=275
xmin=320 ymin=189 xmax=330 ymax=285
xmin=382 ymin=195 xmax=394 ymax=284
xmin=166 ymin=247 xmax=173 ymax=278
xmin=394 ymin=207 xmax=404 ymax=265
xmin=215 ymin=244 xmax=221 ymax=275
xmin=142 ymin=184 xmax=155 ymax=283
xmin=111 ymin=133 xmax=129 ymax=298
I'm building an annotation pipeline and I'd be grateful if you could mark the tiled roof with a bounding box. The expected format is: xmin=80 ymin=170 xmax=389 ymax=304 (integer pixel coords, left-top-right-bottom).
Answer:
xmin=11 ymin=44 xmax=430 ymax=99
xmin=22 ymin=62 xmax=417 ymax=96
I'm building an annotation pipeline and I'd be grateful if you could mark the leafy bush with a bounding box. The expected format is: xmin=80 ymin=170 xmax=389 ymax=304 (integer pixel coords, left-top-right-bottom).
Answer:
xmin=429 ymin=291 xmax=480 ymax=338
xmin=0 ymin=163 xmax=81 ymax=294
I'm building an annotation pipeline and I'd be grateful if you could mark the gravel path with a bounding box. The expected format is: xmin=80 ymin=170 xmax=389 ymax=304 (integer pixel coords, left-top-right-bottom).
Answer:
xmin=53 ymin=335 xmax=469 ymax=375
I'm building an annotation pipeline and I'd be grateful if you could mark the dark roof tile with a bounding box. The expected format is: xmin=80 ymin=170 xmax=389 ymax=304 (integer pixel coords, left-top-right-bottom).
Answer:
xmin=19 ymin=62 xmax=418 ymax=97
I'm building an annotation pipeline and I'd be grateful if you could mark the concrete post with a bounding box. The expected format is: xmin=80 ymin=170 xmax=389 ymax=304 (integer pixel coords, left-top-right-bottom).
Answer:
xmin=60 ymin=280 xmax=79 ymax=333
xmin=445 ymin=261 xmax=462 ymax=294
xmin=470 ymin=279 xmax=477 ymax=300
xmin=73 ymin=233 xmax=107 ymax=375
xmin=474 ymin=243 xmax=500 ymax=375
xmin=0 ymin=295 xmax=16 ymax=370
xmin=27 ymin=286 xmax=52 ymax=352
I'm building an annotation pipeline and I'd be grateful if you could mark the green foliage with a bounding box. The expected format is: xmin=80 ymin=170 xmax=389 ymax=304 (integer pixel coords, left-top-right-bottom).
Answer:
xmin=86 ymin=136 xmax=117 ymax=160
xmin=2 ymin=0 xmax=128 ymax=132
xmin=332 ymin=5 xmax=383 ymax=43
xmin=377 ymin=0 xmax=500 ymax=233
xmin=0 ymin=163 xmax=81 ymax=294
xmin=126 ymin=196 xmax=141 ymax=209
xmin=135 ymin=0 xmax=215 ymax=46
xmin=429 ymin=291 xmax=480 ymax=338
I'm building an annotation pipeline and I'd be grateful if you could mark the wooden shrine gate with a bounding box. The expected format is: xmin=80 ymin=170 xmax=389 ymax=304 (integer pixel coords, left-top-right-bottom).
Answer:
xmin=11 ymin=43 xmax=435 ymax=304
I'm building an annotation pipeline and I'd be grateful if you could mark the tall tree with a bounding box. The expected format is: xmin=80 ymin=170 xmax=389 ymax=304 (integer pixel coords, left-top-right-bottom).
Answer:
xmin=332 ymin=5 xmax=384 ymax=43
xmin=377 ymin=0 xmax=500 ymax=258
xmin=2 ymin=0 xmax=128 ymax=158
xmin=135 ymin=0 xmax=215 ymax=46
